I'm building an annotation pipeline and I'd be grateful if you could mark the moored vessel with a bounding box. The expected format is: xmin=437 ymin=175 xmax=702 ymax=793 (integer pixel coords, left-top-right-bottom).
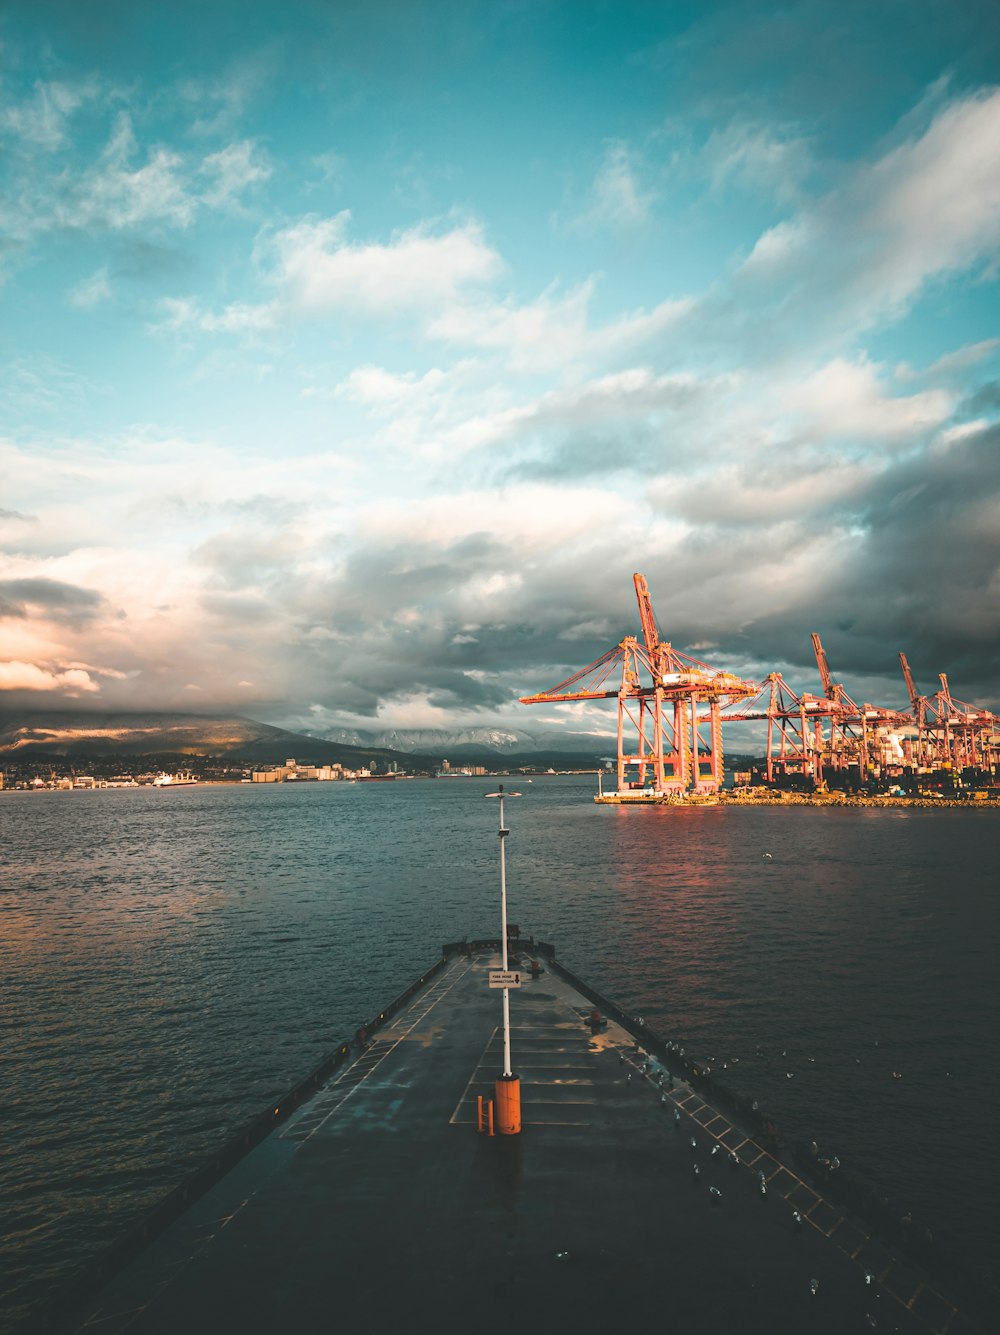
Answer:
xmin=151 ymin=771 xmax=198 ymax=787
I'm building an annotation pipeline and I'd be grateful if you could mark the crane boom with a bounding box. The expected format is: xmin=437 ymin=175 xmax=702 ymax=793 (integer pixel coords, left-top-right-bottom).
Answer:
xmin=898 ymin=652 xmax=919 ymax=710
xmin=811 ymin=632 xmax=834 ymax=699
xmin=632 ymin=572 xmax=661 ymax=665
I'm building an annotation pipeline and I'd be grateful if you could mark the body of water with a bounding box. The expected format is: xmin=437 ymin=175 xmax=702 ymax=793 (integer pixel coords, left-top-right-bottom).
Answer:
xmin=2 ymin=776 xmax=997 ymax=1328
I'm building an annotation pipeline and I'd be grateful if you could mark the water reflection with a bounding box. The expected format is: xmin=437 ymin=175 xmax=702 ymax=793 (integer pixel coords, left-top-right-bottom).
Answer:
xmin=1 ymin=778 xmax=997 ymax=1325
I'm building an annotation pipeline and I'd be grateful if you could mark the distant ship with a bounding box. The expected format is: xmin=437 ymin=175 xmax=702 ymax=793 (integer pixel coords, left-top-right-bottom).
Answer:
xmin=151 ymin=770 xmax=198 ymax=787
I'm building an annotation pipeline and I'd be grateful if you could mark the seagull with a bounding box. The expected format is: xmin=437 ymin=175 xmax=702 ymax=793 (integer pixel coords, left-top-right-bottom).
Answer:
xmin=709 ymin=1186 xmax=722 ymax=1202
xmin=690 ymin=1137 xmax=698 ymax=1150
xmin=792 ymin=1211 xmax=803 ymax=1231
xmin=762 ymin=852 xmax=773 ymax=859
xmin=809 ymin=1278 xmax=819 ymax=1297
xmin=673 ymin=1109 xmax=681 ymax=1125
xmin=692 ymin=1164 xmax=701 ymax=1181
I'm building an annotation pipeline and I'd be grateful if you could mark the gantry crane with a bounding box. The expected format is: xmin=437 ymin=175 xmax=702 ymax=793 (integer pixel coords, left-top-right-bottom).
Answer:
xmin=898 ymin=654 xmax=998 ymax=776
xmin=520 ymin=573 xmax=757 ymax=796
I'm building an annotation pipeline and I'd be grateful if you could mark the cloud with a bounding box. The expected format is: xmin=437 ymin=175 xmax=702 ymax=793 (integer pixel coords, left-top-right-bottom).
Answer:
xmin=0 ymin=660 xmax=100 ymax=694
xmin=266 ymin=212 xmax=503 ymax=315
xmin=583 ymin=140 xmax=655 ymax=228
xmin=782 ymin=358 xmax=952 ymax=443
xmin=69 ymin=266 xmax=112 ymax=309
xmin=198 ymin=139 xmax=272 ymax=210
xmin=427 ymin=282 xmax=692 ymax=372
xmin=336 ymin=364 xmax=448 ymax=407
xmin=72 ymin=112 xmax=197 ymax=230
xmin=2 ymin=99 xmax=274 ymax=249
xmin=157 ymin=295 xmax=277 ymax=334
xmin=727 ymin=88 xmax=1000 ymax=349
xmin=703 ymin=119 xmax=812 ymax=204
xmin=159 ymin=213 xmax=506 ymax=338
xmin=649 ymin=459 xmax=877 ymax=526
xmin=0 ymin=577 xmax=106 ymax=625
xmin=0 ymin=78 xmax=96 ymax=149
xmin=175 ymin=55 xmax=274 ymax=137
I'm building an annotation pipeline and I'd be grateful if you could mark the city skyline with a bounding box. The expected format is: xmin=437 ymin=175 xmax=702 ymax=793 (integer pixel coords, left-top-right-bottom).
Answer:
xmin=2 ymin=0 xmax=999 ymax=740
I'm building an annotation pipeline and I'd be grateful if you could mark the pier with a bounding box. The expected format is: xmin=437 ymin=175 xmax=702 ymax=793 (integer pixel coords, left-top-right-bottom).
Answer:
xmin=45 ymin=944 xmax=983 ymax=1335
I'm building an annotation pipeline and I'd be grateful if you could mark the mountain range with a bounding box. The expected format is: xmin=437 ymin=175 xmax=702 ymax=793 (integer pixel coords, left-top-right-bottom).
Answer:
xmin=0 ymin=711 xmax=614 ymax=769
xmin=314 ymin=725 xmax=612 ymax=756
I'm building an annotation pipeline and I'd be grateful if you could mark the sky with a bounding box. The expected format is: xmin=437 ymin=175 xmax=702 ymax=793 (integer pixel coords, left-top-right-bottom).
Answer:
xmin=2 ymin=0 xmax=999 ymax=741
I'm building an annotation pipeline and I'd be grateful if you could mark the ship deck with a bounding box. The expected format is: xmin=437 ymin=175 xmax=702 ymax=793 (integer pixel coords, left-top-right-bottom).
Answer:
xmin=66 ymin=948 xmax=979 ymax=1335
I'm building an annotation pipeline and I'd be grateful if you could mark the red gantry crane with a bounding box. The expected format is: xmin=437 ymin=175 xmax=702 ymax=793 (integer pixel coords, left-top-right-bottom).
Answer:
xmin=520 ymin=573 xmax=758 ymax=797
xmin=898 ymin=654 xmax=998 ymax=777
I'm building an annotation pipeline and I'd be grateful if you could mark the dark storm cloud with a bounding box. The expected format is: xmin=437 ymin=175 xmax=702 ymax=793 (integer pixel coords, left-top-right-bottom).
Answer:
xmin=963 ymin=381 xmax=1000 ymax=415
xmin=487 ymin=426 xmax=1000 ymax=715
xmin=675 ymin=424 xmax=1000 ymax=707
xmin=0 ymin=507 xmax=36 ymax=521
xmin=0 ymin=577 xmax=105 ymax=625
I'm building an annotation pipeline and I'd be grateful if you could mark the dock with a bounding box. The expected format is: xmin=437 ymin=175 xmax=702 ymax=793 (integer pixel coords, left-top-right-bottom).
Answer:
xmin=54 ymin=944 xmax=982 ymax=1334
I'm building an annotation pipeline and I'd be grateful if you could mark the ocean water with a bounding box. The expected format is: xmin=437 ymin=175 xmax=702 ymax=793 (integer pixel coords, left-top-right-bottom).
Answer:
xmin=2 ymin=776 xmax=998 ymax=1328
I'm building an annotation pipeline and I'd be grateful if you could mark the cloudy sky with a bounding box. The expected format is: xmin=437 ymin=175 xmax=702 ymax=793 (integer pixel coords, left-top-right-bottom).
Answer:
xmin=2 ymin=0 xmax=999 ymax=740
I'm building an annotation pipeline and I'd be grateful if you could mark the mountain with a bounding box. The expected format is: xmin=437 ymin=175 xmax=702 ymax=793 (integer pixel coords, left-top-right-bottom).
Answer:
xmin=0 ymin=711 xmax=619 ymax=774
xmin=315 ymin=725 xmax=615 ymax=756
xmin=0 ymin=711 xmax=436 ymax=771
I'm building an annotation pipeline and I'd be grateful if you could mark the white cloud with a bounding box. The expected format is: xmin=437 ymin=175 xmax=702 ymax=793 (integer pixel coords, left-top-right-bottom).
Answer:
xmin=428 ymin=280 xmax=595 ymax=370
xmin=0 ymin=660 xmax=100 ymax=694
xmin=585 ymin=140 xmax=655 ymax=227
xmin=2 ymin=102 xmax=276 ymax=247
xmin=73 ymin=113 xmax=197 ymax=230
xmin=428 ymin=280 xmax=692 ymax=372
xmin=361 ymin=484 xmax=631 ymax=553
xmin=783 ymin=358 xmax=953 ymax=442
xmin=704 ymin=120 xmax=811 ymax=203
xmin=0 ymin=78 xmax=94 ymax=149
xmin=337 ymin=364 xmax=448 ymax=406
xmin=870 ymin=90 xmax=1000 ymax=298
xmin=918 ymin=337 xmax=1000 ymax=381
xmin=650 ymin=459 xmax=876 ymax=525
xmin=158 ymin=296 xmax=277 ymax=334
xmin=267 ymin=212 xmax=503 ymax=315
xmin=732 ymin=88 xmax=1000 ymax=342
xmin=199 ymin=139 xmax=272 ymax=209
xmin=69 ymin=267 xmax=112 ymax=309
